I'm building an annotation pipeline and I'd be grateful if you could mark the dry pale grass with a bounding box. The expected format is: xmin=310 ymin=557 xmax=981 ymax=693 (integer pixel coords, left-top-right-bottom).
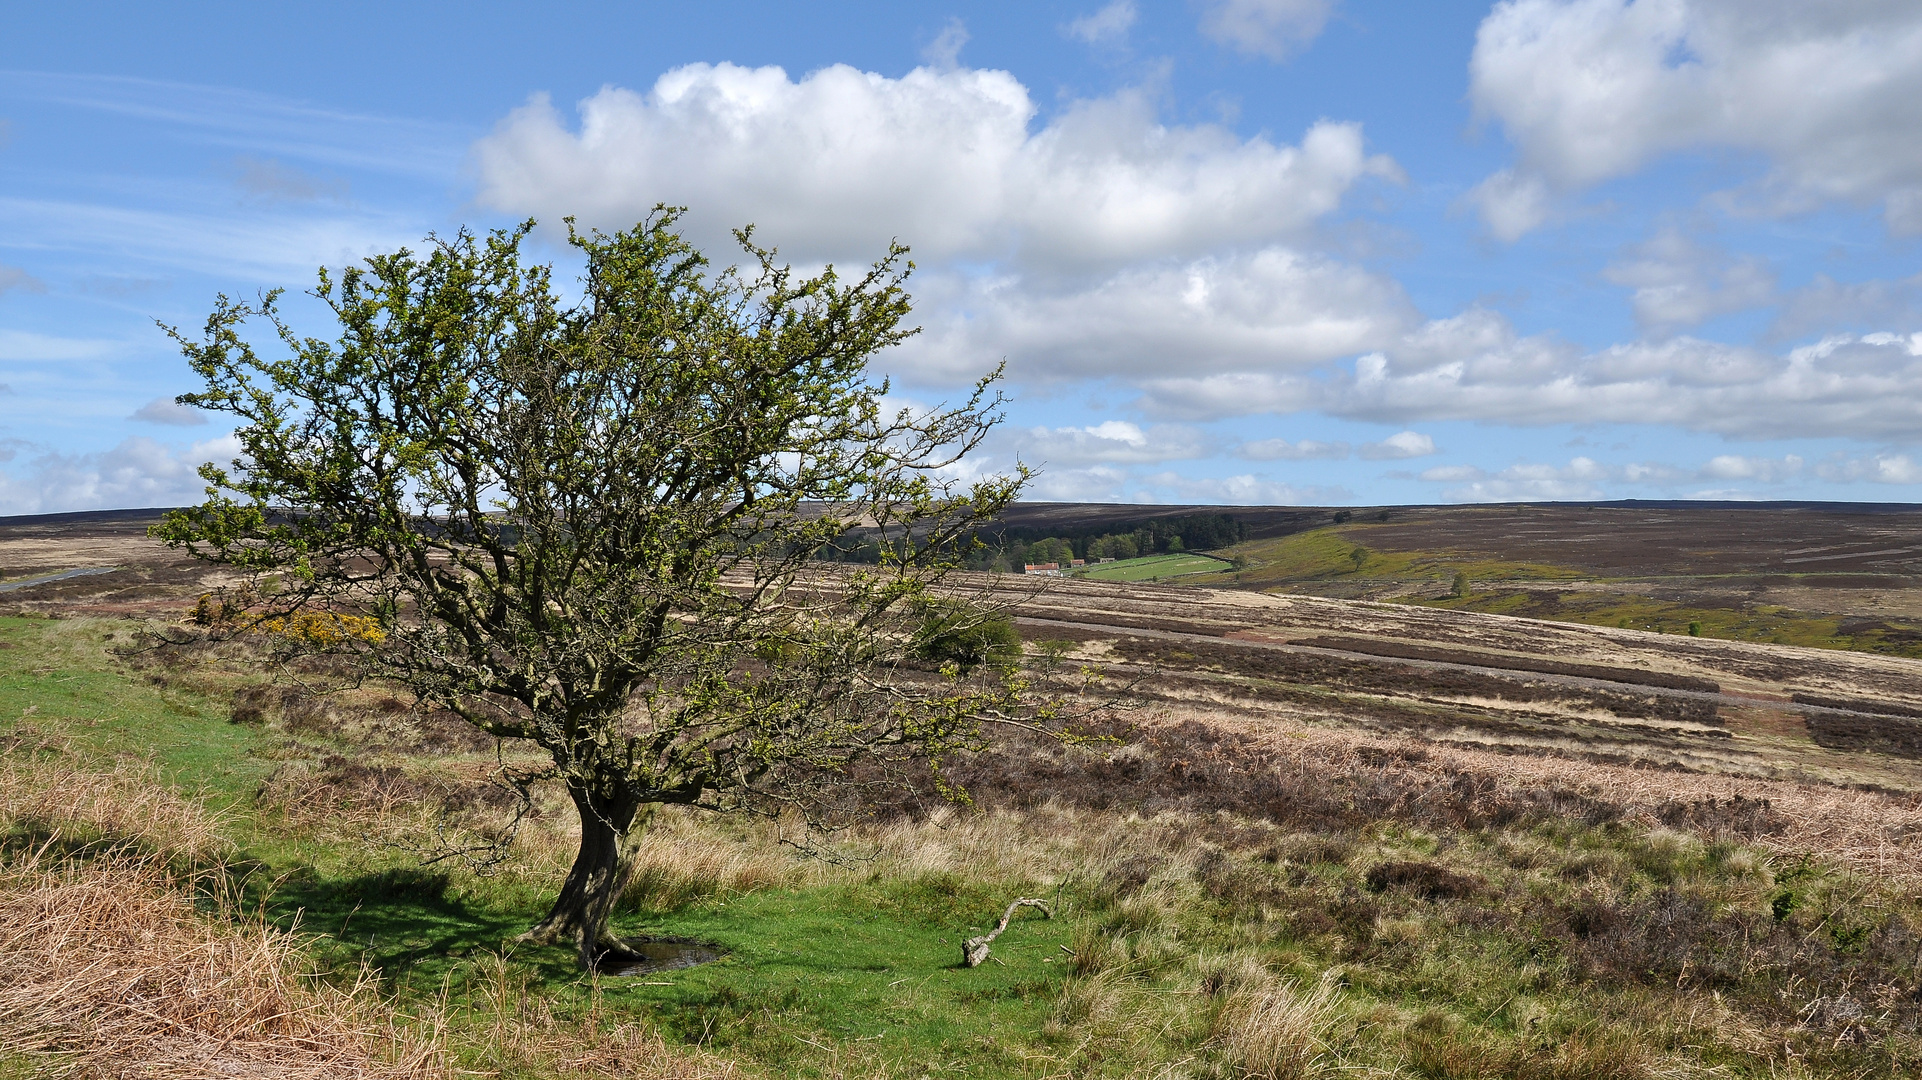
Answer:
xmin=620 ymin=808 xmax=814 ymax=911
xmin=620 ymin=802 xmax=1118 ymax=914
xmin=0 ymin=851 xmax=444 ymax=1079
xmin=1212 ymin=974 xmax=1343 ymax=1080
xmin=0 ymin=755 xmax=230 ymax=864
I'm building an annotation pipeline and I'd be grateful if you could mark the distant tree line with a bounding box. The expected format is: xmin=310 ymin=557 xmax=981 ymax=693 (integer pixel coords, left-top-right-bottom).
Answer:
xmin=812 ymin=512 xmax=1250 ymax=571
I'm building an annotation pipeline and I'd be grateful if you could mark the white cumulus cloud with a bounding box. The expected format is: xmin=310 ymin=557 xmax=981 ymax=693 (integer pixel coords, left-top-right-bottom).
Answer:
xmin=1331 ymin=321 xmax=1922 ymax=440
xmin=1469 ymin=0 xmax=1922 ymax=237
xmin=129 ymin=397 xmax=207 ymax=426
xmin=1066 ymin=1 xmax=1137 ymax=45
xmin=1237 ymin=437 xmax=1350 ymax=460
xmin=1358 ymin=430 xmax=1437 ymax=460
xmin=1698 ymin=453 xmax=1802 ymax=482
xmin=0 ymin=435 xmax=238 ymax=516
xmin=1139 ymin=470 xmax=1342 ymax=505
xmin=1415 ymin=451 xmax=1812 ymax=503
xmin=472 ymin=63 xmax=1397 ymax=273
xmin=902 ymin=246 xmax=1418 ymax=385
xmin=1817 ymin=452 xmax=1922 ymax=485
xmin=1433 ymin=456 xmax=1609 ymax=502
xmin=1602 ymin=226 xmax=1776 ymax=334
xmin=1002 ymin=421 xmax=1209 ymax=466
xmin=1772 ymin=271 xmax=1922 ymax=340
xmin=1461 ymin=169 xmax=1553 ymax=243
xmin=1129 ymin=313 xmax=1922 ymax=440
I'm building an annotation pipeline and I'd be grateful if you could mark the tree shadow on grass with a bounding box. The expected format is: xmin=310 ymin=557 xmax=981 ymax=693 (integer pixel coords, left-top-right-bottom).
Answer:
xmin=259 ymin=863 xmax=582 ymax=988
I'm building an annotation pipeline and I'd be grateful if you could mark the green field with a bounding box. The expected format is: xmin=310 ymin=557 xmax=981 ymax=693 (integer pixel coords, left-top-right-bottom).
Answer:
xmin=1073 ymin=552 xmax=1232 ymax=581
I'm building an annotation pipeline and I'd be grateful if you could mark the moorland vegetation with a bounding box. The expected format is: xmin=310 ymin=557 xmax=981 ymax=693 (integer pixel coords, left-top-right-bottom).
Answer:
xmin=5 ymin=611 xmax=1922 ymax=1077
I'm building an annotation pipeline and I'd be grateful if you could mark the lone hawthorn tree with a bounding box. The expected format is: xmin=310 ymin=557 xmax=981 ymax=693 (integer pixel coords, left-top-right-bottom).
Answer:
xmin=155 ymin=212 xmax=1034 ymax=969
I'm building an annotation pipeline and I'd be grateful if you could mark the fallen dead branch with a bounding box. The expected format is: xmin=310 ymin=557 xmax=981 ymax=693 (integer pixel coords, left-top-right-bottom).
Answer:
xmin=962 ymin=897 xmax=1052 ymax=967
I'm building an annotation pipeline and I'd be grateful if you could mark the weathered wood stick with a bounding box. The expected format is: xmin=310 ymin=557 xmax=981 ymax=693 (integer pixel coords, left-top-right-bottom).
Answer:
xmin=963 ymin=897 xmax=1052 ymax=967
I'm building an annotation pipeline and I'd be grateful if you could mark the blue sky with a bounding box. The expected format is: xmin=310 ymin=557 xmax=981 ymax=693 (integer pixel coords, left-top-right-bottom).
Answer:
xmin=3 ymin=0 xmax=1921 ymax=512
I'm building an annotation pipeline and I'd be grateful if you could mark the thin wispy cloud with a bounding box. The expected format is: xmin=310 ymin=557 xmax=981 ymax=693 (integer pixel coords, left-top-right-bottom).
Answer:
xmin=1065 ymin=1 xmax=1137 ymax=46
xmin=1195 ymin=0 xmax=1336 ymax=61
xmin=0 ymin=265 xmax=46 ymax=296
xmin=0 ymin=70 xmax=467 ymax=179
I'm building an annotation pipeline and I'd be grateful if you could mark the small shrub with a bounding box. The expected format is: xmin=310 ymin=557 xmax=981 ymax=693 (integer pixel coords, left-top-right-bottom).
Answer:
xmin=1067 ymin=924 xmax=1127 ymax=977
xmin=910 ymin=602 xmax=1020 ymax=673
xmin=1626 ymin=829 xmax=1694 ymax=884
xmin=189 ymin=584 xmax=257 ymax=626
xmin=252 ymin=611 xmax=387 ymax=647
xmin=188 ymin=590 xmax=385 ymax=647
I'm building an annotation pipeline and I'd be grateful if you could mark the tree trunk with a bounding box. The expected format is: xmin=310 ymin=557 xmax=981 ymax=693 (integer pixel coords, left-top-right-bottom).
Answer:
xmin=520 ymin=784 xmax=654 ymax=970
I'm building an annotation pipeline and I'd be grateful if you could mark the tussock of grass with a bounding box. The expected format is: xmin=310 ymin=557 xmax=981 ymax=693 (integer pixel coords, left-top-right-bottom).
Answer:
xmin=0 ymin=851 xmax=444 ymax=1079
xmin=620 ymin=810 xmax=813 ymax=913
xmin=0 ymin=755 xmax=230 ymax=865
xmin=1212 ymin=973 xmax=1343 ymax=1080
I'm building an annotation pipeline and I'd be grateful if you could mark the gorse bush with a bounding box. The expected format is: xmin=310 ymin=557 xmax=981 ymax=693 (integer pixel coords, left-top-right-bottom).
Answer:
xmin=252 ymin=611 xmax=388 ymax=647
xmin=188 ymin=588 xmax=386 ymax=646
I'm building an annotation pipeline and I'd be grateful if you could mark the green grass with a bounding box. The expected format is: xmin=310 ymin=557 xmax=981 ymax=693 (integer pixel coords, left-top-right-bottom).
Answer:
xmin=594 ymin=877 xmax=1077 ymax=1071
xmin=0 ymin=617 xmax=271 ymax=803
xmin=1074 ymin=552 xmax=1232 ymax=582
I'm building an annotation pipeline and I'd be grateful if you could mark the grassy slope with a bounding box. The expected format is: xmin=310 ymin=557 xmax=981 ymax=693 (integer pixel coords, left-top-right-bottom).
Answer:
xmin=8 ymin=613 xmax=1922 ymax=1077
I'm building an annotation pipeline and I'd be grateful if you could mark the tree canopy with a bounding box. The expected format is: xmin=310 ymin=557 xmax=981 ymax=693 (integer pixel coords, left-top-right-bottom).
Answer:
xmin=155 ymin=211 xmax=1035 ymax=968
